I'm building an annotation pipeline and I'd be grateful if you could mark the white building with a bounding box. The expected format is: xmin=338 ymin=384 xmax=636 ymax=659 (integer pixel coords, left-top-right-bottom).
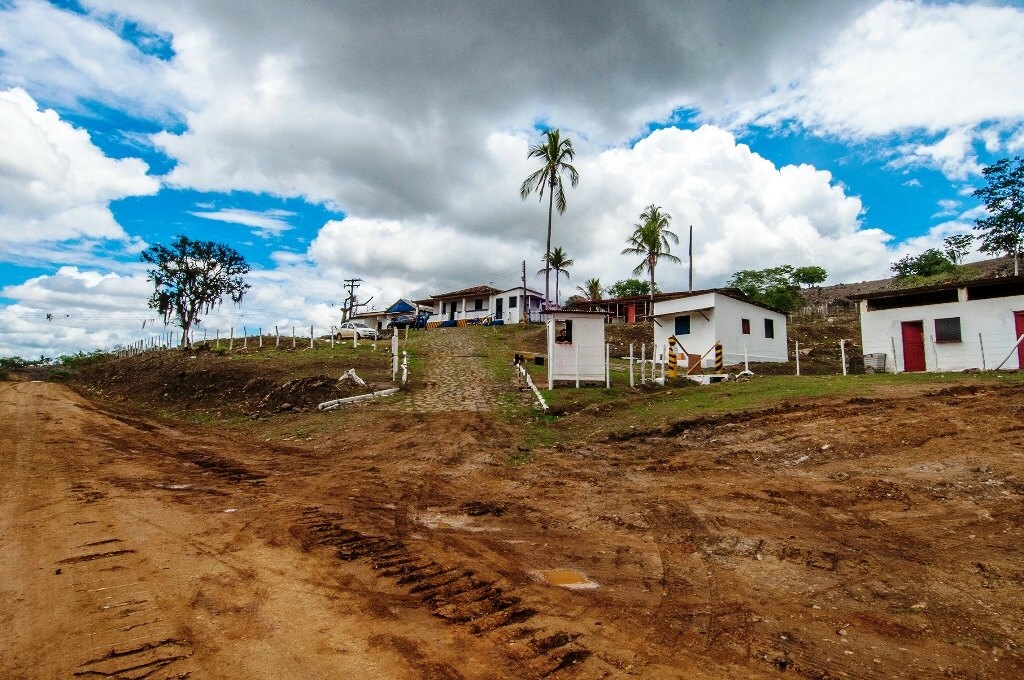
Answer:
xmin=651 ymin=290 xmax=789 ymax=368
xmin=420 ymin=285 xmax=546 ymax=326
xmin=543 ymin=309 xmax=608 ymax=388
xmin=851 ymin=277 xmax=1024 ymax=372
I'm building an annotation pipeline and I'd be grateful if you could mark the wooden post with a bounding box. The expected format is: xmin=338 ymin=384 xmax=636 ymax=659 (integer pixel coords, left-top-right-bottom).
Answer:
xmin=840 ymin=339 xmax=848 ymax=376
xmin=890 ymin=336 xmax=898 ymax=373
xmin=310 ymin=325 xmax=314 ymax=349
xmin=292 ymin=326 xmax=296 ymax=349
xmin=243 ymin=326 xmax=247 ymax=349
xmin=229 ymin=326 xmax=234 ymax=351
xmin=629 ymin=343 xmax=635 ymax=388
xmin=979 ymin=332 xmax=986 ymax=370
xmin=795 ymin=340 xmax=800 ymax=376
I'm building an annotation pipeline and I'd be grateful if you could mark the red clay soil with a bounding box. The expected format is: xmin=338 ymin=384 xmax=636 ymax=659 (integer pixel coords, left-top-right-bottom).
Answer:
xmin=3 ymin=365 xmax=1023 ymax=678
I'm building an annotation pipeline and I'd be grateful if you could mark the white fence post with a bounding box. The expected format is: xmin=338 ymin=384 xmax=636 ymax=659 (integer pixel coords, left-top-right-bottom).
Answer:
xmin=629 ymin=343 xmax=635 ymax=388
xmin=641 ymin=343 xmax=647 ymax=384
xmin=979 ymin=333 xmax=986 ymax=370
xmin=216 ymin=329 xmax=220 ymax=349
xmin=310 ymin=325 xmax=314 ymax=349
xmin=840 ymin=339 xmax=847 ymax=376
xmin=292 ymin=326 xmax=296 ymax=349
xmin=259 ymin=327 xmax=263 ymax=349
xmin=401 ymin=351 xmax=408 ymax=385
xmin=229 ymin=326 xmax=234 ymax=351
xmin=795 ymin=340 xmax=800 ymax=376
xmin=606 ymin=342 xmax=610 ymax=389
xmin=243 ymin=326 xmax=247 ymax=349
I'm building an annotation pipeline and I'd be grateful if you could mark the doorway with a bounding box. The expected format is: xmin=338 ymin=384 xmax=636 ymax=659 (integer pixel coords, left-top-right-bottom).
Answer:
xmin=496 ymin=297 xmax=503 ymax=321
xmin=901 ymin=321 xmax=926 ymax=372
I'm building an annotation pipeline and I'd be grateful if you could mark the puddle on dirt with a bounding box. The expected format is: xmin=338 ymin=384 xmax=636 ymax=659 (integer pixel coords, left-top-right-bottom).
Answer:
xmin=417 ymin=511 xmax=500 ymax=532
xmin=533 ymin=569 xmax=599 ymax=590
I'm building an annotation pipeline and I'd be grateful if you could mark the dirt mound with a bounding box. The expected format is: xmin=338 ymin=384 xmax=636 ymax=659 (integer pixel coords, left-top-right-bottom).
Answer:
xmin=71 ymin=346 xmax=394 ymax=418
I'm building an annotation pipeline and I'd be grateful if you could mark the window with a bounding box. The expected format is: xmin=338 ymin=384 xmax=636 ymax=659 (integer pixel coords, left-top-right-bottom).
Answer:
xmin=441 ymin=302 xmax=447 ymax=314
xmin=474 ymin=298 xmax=484 ymax=311
xmin=674 ymin=315 xmax=691 ymax=335
xmin=509 ymin=296 xmax=518 ymax=308
xmin=555 ymin=320 xmax=573 ymax=344
xmin=764 ymin=318 xmax=775 ymax=339
xmin=741 ymin=318 xmax=751 ymax=335
xmin=934 ymin=317 xmax=962 ymax=343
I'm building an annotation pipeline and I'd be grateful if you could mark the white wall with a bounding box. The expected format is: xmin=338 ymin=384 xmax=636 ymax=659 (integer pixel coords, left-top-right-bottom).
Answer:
xmin=546 ymin=314 xmax=606 ymax=386
xmin=652 ymin=293 xmax=789 ymax=367
xmin=860 ymin=295 xmax=1024 ymax=372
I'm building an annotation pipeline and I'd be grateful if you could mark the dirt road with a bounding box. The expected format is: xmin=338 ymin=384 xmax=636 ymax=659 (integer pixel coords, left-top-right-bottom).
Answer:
xmin=3 ymin=375 xmax=1024 ymax=678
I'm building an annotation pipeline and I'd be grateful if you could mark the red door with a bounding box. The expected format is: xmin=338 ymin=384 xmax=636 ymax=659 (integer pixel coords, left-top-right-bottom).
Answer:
xmin=901 ymin=321 xmax=926 ymax=372
xmin=1015 ymin=311 xmax=1024 ymax=369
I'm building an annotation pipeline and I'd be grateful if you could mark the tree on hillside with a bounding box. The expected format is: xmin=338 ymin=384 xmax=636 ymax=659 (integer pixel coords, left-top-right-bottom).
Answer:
xmin=793 ymin=265 xmax=828 ymax=288
xmin=973 ymin=156 xmax=1024 ymax=276
xmin=141 ymin=235 xmax=251 ymax=348
xmin=943 ymin=234 xmax=974 ymax=265
xmin=538 ymin=246 xmax=574 ymax=306
xmin=622 ymin=204 xmax=681 ymax=300
xmin=575 ymin=277 xmax=603 ymax=301
xmin=606 ymin=278 xmax=654 ymax=298
xmin=520 ymin=129 xmax=579 ymax=306
xmin=727 ymin=265 xmax=803 ymax=312
xmin=891 ymin=248 xmax=954 ymax=278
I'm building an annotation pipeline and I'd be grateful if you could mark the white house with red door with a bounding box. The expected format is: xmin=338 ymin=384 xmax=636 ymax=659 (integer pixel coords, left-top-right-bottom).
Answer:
xmin=852 ymin=277 xmax=1024 ymax=372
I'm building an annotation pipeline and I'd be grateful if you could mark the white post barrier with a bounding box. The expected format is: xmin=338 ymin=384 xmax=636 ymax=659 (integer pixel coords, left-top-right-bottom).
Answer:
xmin=743 ymin=342 xmax=749 ymax=372
xmin=353 ymin=327 xmax=358 ymax=349
xmin=310 ymin=325 xmax=314 ymax=349
xmin=330 ymin=327 xmax=335 ymax=348
xmin=401 ymin=351 xmax=409 ymax=385
xmin=840 ymin=339 xmax=847 ymax=376
xmin=275 ymin=325 xmax=280 ymax=348
xmin=795 ymin=340 xmax=801 ymax=376
xmin=259 ymin=327 xmax=263 ymax=349
xmin=292 ymin=326 xmax=296 ymax=349
xmin=890 ymin=336 xmax=899 ymax=373
xmin=243 ymin=326 xmax=248 ymax=349
xmin=641 ymin=343 xmax=647 ymax=385
xmin=229 ymin=326 xmax=234 ymax=351
xmin=391 ymin=332 xmax=399 ymax=381
xmin=606 ymin=342 xmax=610 ymax=389
xmin=979 ymin=333 xmax=986 ymax=370
xmin=629 ymin=343 xmax=635 ymax=388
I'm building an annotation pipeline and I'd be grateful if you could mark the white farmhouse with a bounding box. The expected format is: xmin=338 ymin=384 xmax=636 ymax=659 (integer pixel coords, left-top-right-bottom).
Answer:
xmin=851 ymin=277 xmax=1024 ymax=372
xmin=651 ymin=290 xmax=789 ymax=368
xmin=420 ymin=285 xmax=547 ymax=327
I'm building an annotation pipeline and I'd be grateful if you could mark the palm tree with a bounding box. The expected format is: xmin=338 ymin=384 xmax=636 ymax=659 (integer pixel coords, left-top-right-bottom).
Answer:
xmin=538 ymin=246 xmax=573 ymax=306
xmin=622 ymin=204 xmax=681 ymax=300
xmin=520 ymin=129 xmax=579 ymax=307
xmin=576 ymin=277 xmax=603 ymax=301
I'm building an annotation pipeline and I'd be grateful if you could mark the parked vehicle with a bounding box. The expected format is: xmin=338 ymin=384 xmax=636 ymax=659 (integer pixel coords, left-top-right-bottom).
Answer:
xmin=338 ymin=321 xmax=380 ymax=340
xmin=387 ymin=312 xmax=429 ymax=330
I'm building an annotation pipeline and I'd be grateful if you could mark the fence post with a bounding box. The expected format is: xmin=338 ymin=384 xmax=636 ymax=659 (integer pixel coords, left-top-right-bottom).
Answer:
xmin=979 ymin=333 xmax=986 ymax=371
xmin=606 ymin=342 xmax=610 ymax=389
xmin=292 ymin=326 xmax=296 ymax=349
xmin=929 ymin=334 xmax=939 ymax=371
xmin=243 ymin=326 xmax=247 ymax=350
xmin=795 ymin=340 xmax=800 ymax=376
xmin=216 ymin=329 xmax=220 ymax=350
xmin=310 ymin=325 xmax=314 ymax=349
xmin=890 ymin=336 xmax=898 ymax=373
xmin=229 ymin=326 xmax=234 ymax=351
xmin=275 ymin=325 xmax=280 ymax=348
xmin=629 ymin=343 xmax=635 ymax=388
xmin=330 ymin=327 xmax=335 ymax=348
xmin=840 ymin=339 xmax=847 ymax=376
xmin=401 ymin=350 xmax=408 ymax=385
xmin=259 ymin=327 xmax=263 ymax=349
xmin=641 ymin=343 xmax=647 ymax=385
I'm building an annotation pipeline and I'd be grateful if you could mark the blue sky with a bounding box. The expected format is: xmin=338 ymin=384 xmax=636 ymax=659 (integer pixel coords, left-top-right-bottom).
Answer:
xmin=2 ymin=0 xmax=1024 ymax=357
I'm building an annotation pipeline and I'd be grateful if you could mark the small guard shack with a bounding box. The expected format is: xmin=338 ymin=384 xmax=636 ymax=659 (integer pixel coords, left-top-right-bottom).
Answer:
xmin=544 ymin=309 xmax=608 ymax=388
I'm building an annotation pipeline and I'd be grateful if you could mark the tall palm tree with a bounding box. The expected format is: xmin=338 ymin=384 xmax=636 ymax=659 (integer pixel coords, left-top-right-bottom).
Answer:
xmin=576 ymin=277 xmax=603 ymax=301
xmin=538 ymin=246 xmax=573 ymax=306
xmin=520 ymin=129 xmax=579 ymax=307
xmin=622 ymin=204 xmax=681 ymax=300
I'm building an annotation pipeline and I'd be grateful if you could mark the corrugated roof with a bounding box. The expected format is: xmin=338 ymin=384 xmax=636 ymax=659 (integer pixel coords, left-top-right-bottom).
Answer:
xmin=428 ymin=285 xmax=501 ymax=300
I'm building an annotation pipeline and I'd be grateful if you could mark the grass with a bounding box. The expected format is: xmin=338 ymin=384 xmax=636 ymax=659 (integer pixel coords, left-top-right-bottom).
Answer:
xmin=515 ymin=364 xmax=1024 ymax=446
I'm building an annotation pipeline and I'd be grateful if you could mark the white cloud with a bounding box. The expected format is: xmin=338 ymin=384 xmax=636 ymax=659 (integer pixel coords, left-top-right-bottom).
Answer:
xmin=190 ymin=208 xmax=295 ymax=238
xmin=728 ymin=1 xmax=1024 ymax=174
xmin=0 ymin=0 xmax=182 ymax=122
xmin=0 ymin=88 xmax=159 ymax=245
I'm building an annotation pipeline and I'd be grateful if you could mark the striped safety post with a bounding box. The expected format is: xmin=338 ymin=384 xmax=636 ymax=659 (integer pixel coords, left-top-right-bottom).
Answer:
xmin=714 ymin=342 xmax=724 ymax=372
xmin=667 ymin=335 xmax=678 ymax=378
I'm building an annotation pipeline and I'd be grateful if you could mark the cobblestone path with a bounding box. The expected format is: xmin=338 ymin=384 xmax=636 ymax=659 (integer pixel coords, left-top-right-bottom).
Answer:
xmin=391 ymin=329 xmax=516 ymax=413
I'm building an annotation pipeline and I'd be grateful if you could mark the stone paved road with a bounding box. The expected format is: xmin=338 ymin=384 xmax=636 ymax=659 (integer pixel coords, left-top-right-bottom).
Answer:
xmin=390 ymin=328 xmax=516 ymax=413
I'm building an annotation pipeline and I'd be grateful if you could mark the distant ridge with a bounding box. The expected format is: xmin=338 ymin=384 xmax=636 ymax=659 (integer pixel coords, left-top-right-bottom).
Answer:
xmin=804 ymin=255 xmax=1018 ymax=307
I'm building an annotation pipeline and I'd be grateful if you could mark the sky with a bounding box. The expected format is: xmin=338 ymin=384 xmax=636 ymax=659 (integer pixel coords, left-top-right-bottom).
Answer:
xmin=2 ymin=0 xmax=1024 ymax=358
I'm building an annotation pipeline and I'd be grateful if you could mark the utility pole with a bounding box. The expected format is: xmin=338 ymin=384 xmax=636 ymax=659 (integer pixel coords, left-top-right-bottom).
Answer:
xmin=688 ymin=224 xmax=694 ymax=293
xmin=342 ymin=278 xmax=362 ymax=322
xmin=521 ymin=260 xmax=527 ymax=324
